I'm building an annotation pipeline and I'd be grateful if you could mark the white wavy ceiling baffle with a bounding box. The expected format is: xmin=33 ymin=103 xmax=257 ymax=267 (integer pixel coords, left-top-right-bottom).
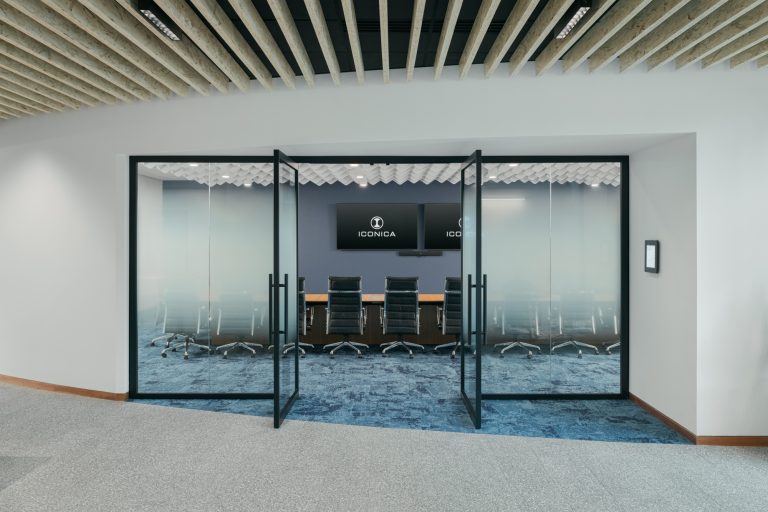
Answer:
xmin=139 ymin=161 xmax=621 ymax=187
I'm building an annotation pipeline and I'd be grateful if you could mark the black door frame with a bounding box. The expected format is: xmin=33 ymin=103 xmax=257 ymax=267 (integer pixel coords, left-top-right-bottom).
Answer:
xmin=129 ymin=154 xmax=629 ymax=404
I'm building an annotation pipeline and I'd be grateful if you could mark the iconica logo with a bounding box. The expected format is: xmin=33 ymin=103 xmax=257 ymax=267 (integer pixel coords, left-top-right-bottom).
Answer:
xmin=371 ymin=216 xmax=384 ymax=230
xmin=359 ymin=215 xmax=394 ymax=238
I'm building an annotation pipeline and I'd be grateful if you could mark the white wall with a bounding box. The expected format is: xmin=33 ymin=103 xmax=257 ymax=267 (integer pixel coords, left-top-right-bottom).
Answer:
xmin=629 ymin=135 xmax=697 ymax=433
xmin=0 ymin=63 xmax=766 ymax=435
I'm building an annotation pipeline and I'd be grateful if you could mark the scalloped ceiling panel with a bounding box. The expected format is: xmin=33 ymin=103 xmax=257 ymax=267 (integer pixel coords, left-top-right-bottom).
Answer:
xmin=139 ymin=161 xmax=621 ymax=187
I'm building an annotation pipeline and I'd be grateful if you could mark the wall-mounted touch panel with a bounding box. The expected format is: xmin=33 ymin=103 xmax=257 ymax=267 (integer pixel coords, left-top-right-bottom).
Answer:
xmin=336 ymin=204 xmax=418 ymax=249
xmin=424 ymin=203 xmax=461 ymax=250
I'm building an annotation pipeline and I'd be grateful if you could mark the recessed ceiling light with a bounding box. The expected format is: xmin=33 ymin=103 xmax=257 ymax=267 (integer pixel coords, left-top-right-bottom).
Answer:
xmin=508 ymin=163 xmax=519 ymax=167
xmin=350 ymin=163 xmax=359 ymax=168
xmin=591 ymin=183 xmax=600 ymax=188
xmin=244 ymin=183 xmax=252 ymax=188
xmin=556 ymin=1 xmax=591 ymax=40
xmin=222 ymin=175 xmax=230 ymax=179
xmin=359 ymin=182 xmax=368 ymax=188
xmin=356 ymin=175 xmax=364 ymax=179
xmin=138 ymin=0 xmax=181 ymax=41
xmin=189 ymin=163 xmax=199 ymax=167
xmin=489 ymin=175 xmax=497 ymax=179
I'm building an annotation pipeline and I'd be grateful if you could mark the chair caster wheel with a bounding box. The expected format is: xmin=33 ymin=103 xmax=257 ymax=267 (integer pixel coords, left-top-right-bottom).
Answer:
xmin=171 ymin=348 xmax=177 ymax=352
xmin=300 ymin=354 xmax=305 ymax=359
xmin=527 ymin=351 xmax=532 ymax=359
xmin=150 ymin=342 xmax=155 ymax=347
xmin=450 ymin=354 xmax=455 ymax=359
xmin=161 ymin=353 xmax=167 ymax=358
xmin=208 ymin=349 xmax=214 ymax=354
xmin=330 ymin=355 xmax=335 ymax=359
xmin=250 ymin=354 xmax=255 ymax=358
xmin=409 ymin=354 xmax=414 ymax=359
xmin=382 ymin=354 xmax=387 ymax=358
xmin=223 ymin=352 xmax=228 ymax=359
xmin=499 ymin=354 xmax=504 ymax=359
xmin=357 ymin=354 xmax=363 ymax=358
xmin=183 ymin=355 xmax=189 ymax=360
xmin=578 ymin=350 xmax=583 ymax=359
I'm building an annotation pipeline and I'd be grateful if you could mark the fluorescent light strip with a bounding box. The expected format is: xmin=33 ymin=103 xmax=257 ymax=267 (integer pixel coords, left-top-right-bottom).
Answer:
xmin=556 ymin=7 xmax=590 ymax=40
xmin=140 ymin=9 xmax=181 ymax=41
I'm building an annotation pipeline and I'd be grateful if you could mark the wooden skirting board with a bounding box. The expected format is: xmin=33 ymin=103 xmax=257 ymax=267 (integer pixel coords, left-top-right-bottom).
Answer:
xmin=0 ymin=373 xmax=128 ymax=401
xmin=630 ymin=393 xmax=768 ymax=447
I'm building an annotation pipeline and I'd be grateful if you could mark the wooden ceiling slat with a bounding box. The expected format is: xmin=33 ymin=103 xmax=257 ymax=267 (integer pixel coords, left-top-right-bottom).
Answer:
xmin=0 ymin=102 xmax=25 ymax=117
xmin=434 ymin=0 xmax=463 ymax=79
xmin=264 ymin=0 xmax=315 ymax=86
xmin=380 ymin=0 xmax=390 ymax=82
xmin=0 ymin=75 xmax=69 ymax=111
xmin=509 ymin=0 xmax=575 ymax=74
xmin=701 ymin=20 xmax=768 ymax=67
xmin=6 ymin=0 xmax=171 ymax=100
xmin=675 ymin=4 xmax=768 ymax=67
xmin=646 ymin=0 xmax=764 ymax=69
xmin=729 ymin=38 xmax=768 ymax=66
xmin=0 ymin=24 xmax=119 ymax=104
xmin=484 ymin=0 xmax=538 ymax=76
xmin=406 ymin=0 xmax=427 ymax=81
xmin=43 ymin=0 xmax=190 ymax=97
xmin=0 ymin=5 xmax=142 ymax=102
xmin=563 ymin=0 xmax=653 ymax=72
xmin=589 ymin=0 xmax=691 ymax=72
xmin=0 ymin=89 xmax=49 ymax=115
xmin=758 ymin=53 xmax=768 ymax=66
xmin=536 ymin=0 xmax=617 ymax=75
xmin=459 ymin=0 xmax=501 ymax=79
xmin=0 ymin=59 xmax=83 ymax=108
xmin=154 ymin=0 xmax=259 ymax=91
xmin=619 ymin=0 xmax=731 ymax=71
xmin=340 ymin=0 xmax=364 ymax=83
xmin=303 ymin=0 xmax=340 ymax=85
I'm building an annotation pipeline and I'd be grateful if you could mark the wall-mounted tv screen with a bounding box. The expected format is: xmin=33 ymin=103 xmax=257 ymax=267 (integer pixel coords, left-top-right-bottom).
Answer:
xmin=336 ymin=204 xmax=418 ymax=249
xmin=424 ymin=203 xmax=461 ymax=250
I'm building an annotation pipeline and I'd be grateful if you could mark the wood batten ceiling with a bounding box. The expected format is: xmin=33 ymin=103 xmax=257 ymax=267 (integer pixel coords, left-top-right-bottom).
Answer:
xmin=0 ymin=0 xmax=765 ymax=122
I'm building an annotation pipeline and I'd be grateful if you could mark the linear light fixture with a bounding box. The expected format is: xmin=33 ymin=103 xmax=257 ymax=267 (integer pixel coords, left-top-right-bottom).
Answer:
xmin=555 ymin=0 xmax=591 ymax=40
xmin=138 ymin=0 xmax=181 ymax=41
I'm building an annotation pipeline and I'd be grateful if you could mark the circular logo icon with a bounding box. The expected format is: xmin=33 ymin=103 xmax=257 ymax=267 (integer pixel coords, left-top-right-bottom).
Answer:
xmin=458 ymin=218 xmax=462 ymax=228
xmin=371 ymin=216 xmax=384 ymax=230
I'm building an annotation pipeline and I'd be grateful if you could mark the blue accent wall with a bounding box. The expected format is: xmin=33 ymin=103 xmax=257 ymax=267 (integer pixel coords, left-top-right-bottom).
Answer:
xmin=299 ymin=182 xmax=460 ymax=293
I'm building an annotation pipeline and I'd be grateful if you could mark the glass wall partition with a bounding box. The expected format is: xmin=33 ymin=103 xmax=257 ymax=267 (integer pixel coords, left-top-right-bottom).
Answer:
xmin=482 ymin=161 xmax=622 ymax=396
xmin=133 ymin=159 xmax=275 ymax=397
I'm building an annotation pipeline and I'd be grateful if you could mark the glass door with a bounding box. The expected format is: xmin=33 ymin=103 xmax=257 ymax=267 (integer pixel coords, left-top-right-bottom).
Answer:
xmin=460 ymin=150 xmax=483 ymax=428
xmin=273 ymin=151 xmax=299 ymax=427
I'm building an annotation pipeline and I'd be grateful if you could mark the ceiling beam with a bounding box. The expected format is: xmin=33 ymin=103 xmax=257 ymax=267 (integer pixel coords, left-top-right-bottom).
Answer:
xmin=563 ymin=0 xmax=653 ymax=72
xmin=0 ymin=4 xmax=143 ymax=101
xmin=0 ymin=60 xmax=84 ymax=108
xmin=88 ymin=0 xmax=216 ymax=95
xmin=484 ymin=0 xmax=538 ymax=76
xmin=192 ymin=0 xmax=281 ymax=88
xmin=406 ymin=0 xmax=427 ymax=81
xmin=730 ymin=38 xmax=768 ymax=66
xmin=458 ymin=0 xmax=501 ymax=78
xmin=0 ymin=75 xmax=69 ymax=111
xmin=42 ymin=0 xmax=189 ymax=97
xmin=701 ymin=21 xmax=768 ymax=67
xmin=153 ymin=0 xmax=258 ymax=92
xmin=0 ymin=24 xmax=120 ymax=104
xmin=5 ymin=0 xmax=171 ymax=100
xmin=645 ymin=0 xmax=764 ymax=69
xmin=380 ymin=0 xmax=390 ymax=82
xmin=434 ymin=0 xmax=462 ymax=79
xmin=509 ymin=0 xmax=575 ymax=74
xmin=675 ymin=5 xmax=768 ymax=67
xmin=340 ymin=0 xmax=364 ymax=83
xmin=303 ymin=0 xmax=340 ymax=85
xmin=619 ymin=0 xmax=730 ymax=71
xmin=0 ymin=89 xmax=48 ymax=115
xmin=589 ymin=0 xmax=690 ymax=72
xmin=264 ymin=0 xmax=315 ymax=86
xmin=758 ymin=53 xmax=768 ymax=66
xmin=0 ymin=108 xmax=16 ymax=119
xmin=0 ymin=102 xmax=26 ymax=117
xmin=536 ymin=0 xmax=617 ymax=75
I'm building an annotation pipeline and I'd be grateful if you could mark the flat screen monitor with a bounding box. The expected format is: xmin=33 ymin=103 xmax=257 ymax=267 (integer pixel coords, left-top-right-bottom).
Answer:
xmin=336 ymin=203 xmax=418 ymax=249
xmin=424 ymin=203 xmax=461 ymax=250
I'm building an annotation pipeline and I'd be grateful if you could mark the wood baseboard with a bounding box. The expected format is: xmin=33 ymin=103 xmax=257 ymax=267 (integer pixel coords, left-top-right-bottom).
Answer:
xmin=0 ymin=374 xmax=128 ymax=401
xmin=630 ymin=393 xmax=768 ymax=446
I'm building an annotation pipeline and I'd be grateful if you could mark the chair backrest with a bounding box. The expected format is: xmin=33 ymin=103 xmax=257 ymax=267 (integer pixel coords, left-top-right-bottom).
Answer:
xmin=298 ymin=277 xmax=307 ymax=336
xmin=502 ymin=296 xmax=537 ymax=338
xmin=596 ymin=301 xmax=619 ymax=336
xmin=163 ymin=292 xmax=203 ymax=336
xmin=217 ymin=293 xmax=256 ymax=337
xmin=384 ymin=276 xmax=419 ymax=335
xmin=442 ymin=277 xmax=462 ymax=335
xmin=561 ymin=292 xmax=595 ymax=333
xmin=327 ymin=276 xmax=363 ymax=335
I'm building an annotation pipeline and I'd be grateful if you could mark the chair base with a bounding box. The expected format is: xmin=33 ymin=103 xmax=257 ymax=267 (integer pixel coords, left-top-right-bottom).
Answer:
xmin=495 ymin=341 xmax=541 ymax=359
xmin=381 ymin=340 xmax=425 ymax=358
xmin=551 ymin=340 xmax=599 ymax=358
xmin=150 ymin=333 xmax=176 ymax=347
xmin=324 ymin=340 xmax=368 ymax=358
xmin=215 ymin=341 xmax=265 ymax=359
xmin=282 ymin=342 xmax=314 ymax=358
xmin=161 ymin=336 xmax=211 ymax=360
xmin=606 ymin=341 xmax=620 ymax=355
xmin=433 ymin=340 xmax=473 ymax=359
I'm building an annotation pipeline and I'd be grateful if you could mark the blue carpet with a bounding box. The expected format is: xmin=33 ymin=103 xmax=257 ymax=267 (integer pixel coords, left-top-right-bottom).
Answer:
xmin=136 ymin=329 xmax=688 ymax=444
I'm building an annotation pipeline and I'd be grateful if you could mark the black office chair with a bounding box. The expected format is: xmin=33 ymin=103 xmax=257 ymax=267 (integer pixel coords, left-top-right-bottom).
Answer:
xmin=157 ymin=292 xmax=211 ymax=360
xmin=433 ymin=277 xmax=463 ymax=358
xmin=381 ymin=276 xmax=424 ymax=358
xmin=493 ymin=297 xmax=541 ymax=359
xmin=598 ymin=302 xmax=621 ymax=355
xmin=323 ymin=276 xmax=368 ymax=358
xmin=214 ymin=293 xmax=264 ymax=359
xmin=551 ymin=292 xmax=600 ymax=358
xmin=282 ymin=277 xmax=315 ymax=358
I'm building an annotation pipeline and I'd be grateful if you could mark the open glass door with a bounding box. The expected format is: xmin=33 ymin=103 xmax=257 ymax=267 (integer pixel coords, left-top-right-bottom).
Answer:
xmin=460 ymin=150 xmax=483 ymax=428
xmin=273 ymin=150 xmax=299 ymax=427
